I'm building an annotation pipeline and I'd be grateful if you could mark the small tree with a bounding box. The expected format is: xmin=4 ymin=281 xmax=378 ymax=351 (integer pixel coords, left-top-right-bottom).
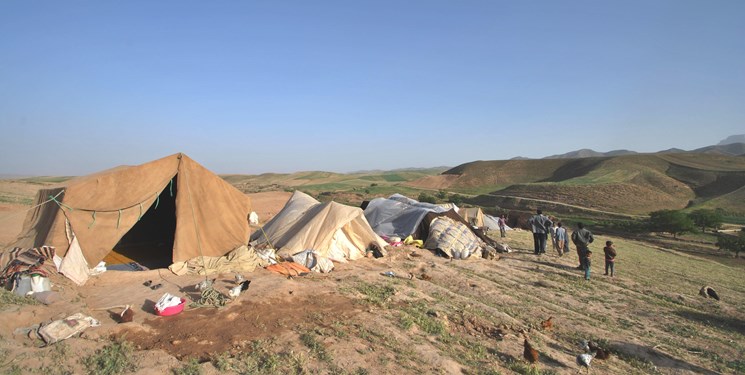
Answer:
xmin=418 ymin=192 xmax=437 ymax=204
xmin=436 ymin=190 xmax=448 ymax=200
xmin=448 ymin=194 xmax=465 ymax=205
xmin=716 ymin=229 xmax=745 ymax=258
xmin=649 ymin=209 xmax=696 ymax=238
xmin=688 ymin=209 xmax=723 ymax=233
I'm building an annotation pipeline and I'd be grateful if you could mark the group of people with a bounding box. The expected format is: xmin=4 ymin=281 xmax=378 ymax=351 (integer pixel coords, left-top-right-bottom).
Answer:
xmin=527 ymin=209 xmax=616 ymax=280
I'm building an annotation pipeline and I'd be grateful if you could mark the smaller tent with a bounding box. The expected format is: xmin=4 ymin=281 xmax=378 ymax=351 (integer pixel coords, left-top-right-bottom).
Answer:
xmin=364 ymin=195 xmax=489 ymax=258
xmin=437 ymin=203 xmax=459 ymax=212
xmin=364 ymin=195 xmax=447 ymax=238
xmin=250 ymin=191 xmax=386 ymax=263
xmin=425 ymin=216 xmax=483 ymax=259
xmin=483 ymin=214 xmax=512 ymax=232
xmin=459 ymin=207 xmax=485 ymax=228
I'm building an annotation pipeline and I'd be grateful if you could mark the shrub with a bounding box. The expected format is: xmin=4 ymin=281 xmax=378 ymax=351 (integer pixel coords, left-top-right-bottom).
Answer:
xmin=716 ymin=229 xmax=745 ymax=258
xmin=649 ymin=210 xmax=696 ymax=238
xmin=418 ymin=193 xmax=437 ymax=204
xmin=172 ymin=358 xmax=202 ymax=375
xmin=81 ymin=339 xmax=136 ymax=375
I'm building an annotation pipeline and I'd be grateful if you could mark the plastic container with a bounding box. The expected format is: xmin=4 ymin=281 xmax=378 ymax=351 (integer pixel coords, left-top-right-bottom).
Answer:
xmin=155 ymin=298 xmax=186 ymax=316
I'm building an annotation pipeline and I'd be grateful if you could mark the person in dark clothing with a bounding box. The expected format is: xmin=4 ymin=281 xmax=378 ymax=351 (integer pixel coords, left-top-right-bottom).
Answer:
xmin=571 ymin=222 xmax=594 ymax=280
xmin=528 ymin=209 xmax=553 ymax=255
xmin=603 ymin=240 xmax=617 ymax=277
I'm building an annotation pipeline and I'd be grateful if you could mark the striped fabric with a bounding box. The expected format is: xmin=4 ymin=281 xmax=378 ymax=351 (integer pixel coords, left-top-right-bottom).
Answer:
xmin=0 ymin=246 xmax=57 ymax=285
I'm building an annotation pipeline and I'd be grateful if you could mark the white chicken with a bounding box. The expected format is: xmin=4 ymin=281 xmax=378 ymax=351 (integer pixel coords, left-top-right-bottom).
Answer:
xmin=235 ymin=273 xmax=245 ymax=283
xmin=228 ymin=280 xmax=251 ymax=298
xmin=576 ymin=351 xmax=596 ymax=374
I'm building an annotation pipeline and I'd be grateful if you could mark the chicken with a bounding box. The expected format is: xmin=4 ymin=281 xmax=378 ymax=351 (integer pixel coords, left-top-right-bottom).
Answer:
xmin=576 ymin=351 xmax=596 ymax=373
xmin=523 ymin=338 xmax=539 ymax=364
xmin=541 ymin=316 xmax=554 ymax=331
xmin=588 ymin=341 xmax=611 ymax=360
xmin=119 ymin=305 xmax=134 ymax=323
xmin=594 ymin=347 xmax=611 ymax=360
xmin=235 ymin=273 xmax=245 ymax=284
xmin=699 ymin=286 xmax=720 ymax=300
xmin=228 ymin=280 xmax=251 ymax=298
xmin=195 ymin=278 xmax=216 ymax=291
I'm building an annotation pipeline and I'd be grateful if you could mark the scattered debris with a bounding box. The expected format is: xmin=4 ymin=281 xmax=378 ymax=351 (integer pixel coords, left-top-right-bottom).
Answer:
xmin=38 ymin=313 xmax=101 ymax=346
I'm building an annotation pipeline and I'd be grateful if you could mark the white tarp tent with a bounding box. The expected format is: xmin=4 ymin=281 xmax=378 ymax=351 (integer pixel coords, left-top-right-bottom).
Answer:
xmin=363 ymin=194 xmax=447 ymax=238
xmin=483 ymin=214 xmax=512 ymax=231
xmin=250 ymin=191 xmax=387 ymax=263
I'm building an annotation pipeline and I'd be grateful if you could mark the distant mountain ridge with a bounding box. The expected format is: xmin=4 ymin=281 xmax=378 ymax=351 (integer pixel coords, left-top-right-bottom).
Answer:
xmin=544 ymin=149 xmax=638 ymax=159
xmin=542 ymin=137 xmax=745 ymax=159
xmin=718 ymin=134 xmax=745 ymax=145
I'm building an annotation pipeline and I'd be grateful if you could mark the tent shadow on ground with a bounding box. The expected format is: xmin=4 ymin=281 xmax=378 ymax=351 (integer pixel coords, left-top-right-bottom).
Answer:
xmin=508 ymin=256 xmax=581 ymax=274
xmin=610 ymin=341 xmax=720 ymax=375
xmin=673 ymin=309 xmax=745 ymax=334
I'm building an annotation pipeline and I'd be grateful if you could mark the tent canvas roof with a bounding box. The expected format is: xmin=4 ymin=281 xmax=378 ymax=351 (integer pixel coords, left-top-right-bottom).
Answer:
xmin=7 ymin=153 xmax=252 ymax=272
xmin=251 ymin=191 xmax=386 ymax=261
xmin=459 ymin=207 xmax=485 ymax=228
xmin=363 ymin=195 xmax=447 ymax=238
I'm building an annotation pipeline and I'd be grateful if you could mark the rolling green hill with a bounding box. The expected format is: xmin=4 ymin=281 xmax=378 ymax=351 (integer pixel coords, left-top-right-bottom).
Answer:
xmin=5 ymin=152 xmax=744 ymax=218
xmin=405 ymin=153 xmax=745 ymax=216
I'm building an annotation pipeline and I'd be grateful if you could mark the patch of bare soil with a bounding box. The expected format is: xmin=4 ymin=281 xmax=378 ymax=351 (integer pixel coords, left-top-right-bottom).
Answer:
xmin=0 ymin=203 xmax=27 ymax=246
xmin=123 ymin=292 xmax=359 ymax=361
xmin=403 ymin=174 xmax=460 ymax=190
xmin=496 ymin=182 xmax=692 ymax=215
xmin=245 ymin=191 xmax=291 ymax=224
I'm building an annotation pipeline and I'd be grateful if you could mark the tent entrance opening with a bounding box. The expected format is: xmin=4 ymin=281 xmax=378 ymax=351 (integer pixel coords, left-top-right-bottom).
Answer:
xmin=107 ymin=176 xmax=178 ymax=269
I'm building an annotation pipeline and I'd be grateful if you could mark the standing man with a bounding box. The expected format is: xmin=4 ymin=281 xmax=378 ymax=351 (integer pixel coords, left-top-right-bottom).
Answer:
xmin=571 ymin=222 xmax=595 ymax=280
xmin=554 ymin=222 xmax=567 ymax=256
xmin=528 ymin=209 xmax=552 ymax=255
xmin=498 ymin=214 xmax=507 ymax=238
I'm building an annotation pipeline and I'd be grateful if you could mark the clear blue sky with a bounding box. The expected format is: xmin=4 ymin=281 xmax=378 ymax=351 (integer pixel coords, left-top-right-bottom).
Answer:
xmin=1 ymin=1 xmax=743 ymax=175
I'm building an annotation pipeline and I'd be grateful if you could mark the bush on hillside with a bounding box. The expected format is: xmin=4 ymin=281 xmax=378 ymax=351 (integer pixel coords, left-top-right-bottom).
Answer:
xmin=649 ymin=210 xmax=696 ymax=238
xmin=688 ymin=209 xmax=724 ymax=233
xmin=716 ymin=229 xmax=745 ymax=258
xmin=418 ymin=193 xmax=437 ymax=204
xmin=448 ymin=194 xmax=466 ymax=205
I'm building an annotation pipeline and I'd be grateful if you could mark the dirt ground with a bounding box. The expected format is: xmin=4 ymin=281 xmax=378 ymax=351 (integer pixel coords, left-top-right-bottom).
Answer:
xmin=1 ymin=185 xmax=744 ymax=374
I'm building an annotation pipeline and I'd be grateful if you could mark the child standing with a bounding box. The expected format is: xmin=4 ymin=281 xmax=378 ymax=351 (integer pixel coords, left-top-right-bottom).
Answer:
xmin=603 ymin=241 xmax=617 ymax=277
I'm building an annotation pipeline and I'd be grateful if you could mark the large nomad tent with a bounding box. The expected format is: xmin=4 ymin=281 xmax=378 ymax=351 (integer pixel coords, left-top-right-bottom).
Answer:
xmin=250 ymin=191 xmax=387 ymax=262
xmin=5 ymin=153 xmax=252 ymax=282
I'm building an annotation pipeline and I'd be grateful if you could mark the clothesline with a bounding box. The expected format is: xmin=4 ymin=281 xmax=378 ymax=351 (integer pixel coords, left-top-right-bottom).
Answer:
xmin=0 ymin=190 xmax=65 ymax=224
